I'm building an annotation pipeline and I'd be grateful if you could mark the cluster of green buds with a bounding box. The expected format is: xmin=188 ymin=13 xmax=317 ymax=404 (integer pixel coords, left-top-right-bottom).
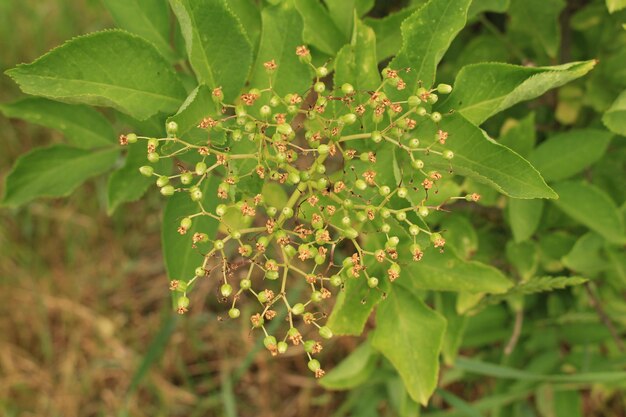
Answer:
xmin=119 ymin=45 xmax=480 ymax=378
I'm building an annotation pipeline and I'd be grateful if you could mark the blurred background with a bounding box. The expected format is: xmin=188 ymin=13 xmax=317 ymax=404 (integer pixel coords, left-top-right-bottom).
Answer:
xmin=1 ymin=1 xmax=625 ymax=417
xmin=0 ymin=1 xmax=349 ymax=416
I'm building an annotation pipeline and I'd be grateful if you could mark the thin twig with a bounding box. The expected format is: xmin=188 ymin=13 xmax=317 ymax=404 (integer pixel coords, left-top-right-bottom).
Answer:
xmin=504 ymin=308 xmax=524 ymax=356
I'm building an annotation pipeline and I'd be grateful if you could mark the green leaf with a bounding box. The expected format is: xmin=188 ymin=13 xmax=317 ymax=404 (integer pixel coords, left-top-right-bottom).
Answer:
xmin=606 ymin=0 xmax=626 ymax=13
xmin=440 ymin=61 xmax=597 ymax=125
xmin=536 ymin=387 xmax=582 ymax=417
xmin=2 ymin=145 xmax=119 ymax=207
xmin=603 ymin=89 xmax=626 ymax=136
xmin=0 ymin=98 xmax=115 ymax=149
xmin=170 ymin=0 xmax=253 ymax=102
xmin=334 ymin=21 xmax=380 ymax=93
xmin=468 ymin=0 xmax=509 ymax=17
xmin=294 ymin=0 xmax=346 ymax=55
xmin=248 ymin=2 xmax=313 ymax=97
xmin=388 ymin=0 xmax=471 ymax=96
xmin=562 ymin=233 xmax=607 ymax=276
xmin=439 ymin=215 xmax=478 ymax=260
xmin=326 ymin=268 xmax=390 ymax=336
xmin=551 ymin=181 xmax=626 ymax=245
xmin=510 ymin=275 xmax=587 ymax=295
xmin=455 ymin=357 xmax=626 ymax=383
xmin=107 ymin=144 xmax=171 ymax=214
xmin=506 ymin=240 xmax=539 ymax=281
xmin=162 ymin=175 xmax=220 ymax=280
xmin=6 ymin=30 xmax=186 ymax=120
xmin=437 ymin=293 xmax=468 ymax=366
xmin=102 ymin=0 xmax=175 ymax=61
xmin=498 ymin=113 xmax=536 ymax=158
xmin=168 ymin=85 xmax=219 ymax=139
xmin=227 ymin=0 xmax=262 ymax=52
xmin=325 ymin=0 xmax=375 ymax=28
xmin=320 ymin=339 xmax=378 ymax=390
xmin=508 ymin=198 xmax=544 ymax=242
xmin=424 ymin=113 xmax=557 ymax=199
xmin=399 ymin=244 xmax=513 ymax=294
xmin=364 ymin=7 xmax=416 ymax=62
xmin=333 ymin=20 xmax=379 ymax=126
xmin=528 ymin=129 xmax=613 ymax=182
xmin=372 ymin=289 xmax=447 ymax=406
xmin=508 ymin=0 xmax=565 ymax=58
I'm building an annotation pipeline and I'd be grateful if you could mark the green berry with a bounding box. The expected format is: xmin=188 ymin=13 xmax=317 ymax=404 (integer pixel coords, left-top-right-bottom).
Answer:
xmin=428 ymin=94 xmax=439 ymax=104
xmin=308 ymin=359 xmax=321 ymax=372
xmin=277 ymin=123 xmax=293 ymax=135
xmin=314 ymin=81 xmax=326 ymax=93
xmin=397 ymin=187 xmax=408 ymax=198
xmin=277 ymin=341 xmax=288 ymax=354
xmin=317 ymin=144 xmax=329 ymax=155
xmin=412 ymin=159 xmax=425 ymax=170
xmin=220 ymin=283 xmax=233 ymax=297
xmin=341 ymin=83 xmax=354 ymax=95
xmin=266 ymin=270 xmax=279 ymax=280
xmin=431 ymin=112 xmax=442 ymax=123
xmin=367 ymin=277 xmax=379 ymax=288
xmin=166 ymin=121 xmax=178 ymax=137
xmin=195 ymin=162 xmax=207 ymax=176
xmin=156 ymin=176 xmax=169 ymax=187
xmin=282 ymin=207 xmax=294 ymax=218
xmin=190 ymin=187 xmax=203 ymax=201
xmin=177 ymin=296 xmax=190 ymax=309
xmin=216 ymin=204 xmax=227 ymax=216
xmin=311 ymin=291 xmax=323 ymax=303
xmin=355 ymin=179 xmax=367 ymax=191
xmin=409 ymin=138 xmax=420 ymax=149
xmin=437 ymin=83 xmax=453 ymax=94
xmin=409 ymin=225 xmax=420 ymax=236
xmin=291 ymin=303 xmax=305 ymax=315
xmin=180 ymin=172 xmax=193 ymax=185
xmin=214 ymin=240 xmax=225 ymax=250
xmin=416 ymin=106 xmax=428 ymax=116
xmin=371 ymin=131 xmax=383 ymax=143
xmin=379 ymin=185 xmax=391 ymax=196
xmin=316 ymin=66 xmax=329 ymax=77
xmin=147 ymin=152 xmax=160 ymax=163
xmin=381 ymin=223 xmax=391 ymax=233
xmin=330 ymin=275 xmax=343 ymax=287
xmin=319 ymin=326 xmax=333 ymax=339
xmin=228 ymin=308 xmax=240 ymax=318
xmin=239 ymin=244 xmax=252 ymax=257
xmin=160 ymin=185 xmax=175 ymax=196
xmin=126 ymin=133 xmax=138 ymax=143
xmin=408 ymin=95 xmax=420 ymax=108
xmin=418 ymin=206 xmax=430 ymax=217
xmin=396 ymin=211 xmax=407 ymax=221
xmin=180 ymin=217 xmax=192 ymax=230
xmin=443 ymin=149 xmax=454 ymax=160
xmin=264 ymin=335 xmax=277 ymax=349
xmin=341 ymin=113 xmax=357 ymax=125
xmin=240 ymin=279 xmax=252 ymax=290
xmin=252 ymin=315 xmax=264 ymax=328
xmin=139 ymin=165 xmax=154 ymax=177
xmin=430 ymin=232 xmax=443 ymax=243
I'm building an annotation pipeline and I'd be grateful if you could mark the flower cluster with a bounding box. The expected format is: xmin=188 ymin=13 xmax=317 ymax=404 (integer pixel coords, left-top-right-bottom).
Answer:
xmin=119 ymin=46 xmax=480 ymax=377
